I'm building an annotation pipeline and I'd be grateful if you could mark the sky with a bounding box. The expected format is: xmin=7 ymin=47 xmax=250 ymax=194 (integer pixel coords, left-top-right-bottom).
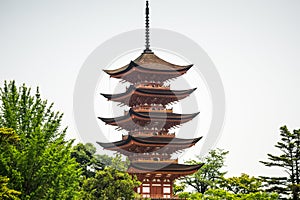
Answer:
xmin=1 ymin=0 xmax=300 ymax=177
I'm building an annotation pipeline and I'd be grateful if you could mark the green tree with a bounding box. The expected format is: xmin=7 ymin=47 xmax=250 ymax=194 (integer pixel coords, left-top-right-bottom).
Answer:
xmin=72 ymin=142 xmax=138 ymax=199
xmin=221 ymin=173 xmax=262 ymax=194
xmin=79 ymin=167 xmax=140 ymax=200
xmin=0 ymin=176 xmax=21 ymax=200
xmin=173 ymin=181 xmax=186 ymax=196
xmin=178 ymin=189 xmax=278 ymax=200
xmin=0 ymin=127 xmax=20 ymax=144
xmin=204 ymin=189 xmax=278 ymax=200
xmin=0 ymin=128 xmax=21 ymax=200
xmin=178 ymin=192 xmax=203 ymax=200
xmin=71 ymin=142 xmax=130 ymax=178
xmin=182 ymin=148 xmax=229 ymax=193
xmin=0 ymin=81 xmax=81 ymax=199
xmin=203 ymin=189 xmax=236 ymax=200
xmin=260 ymin=126 xmax=300 ymax=200
xmin=71 ymin=143 xmax=104 ymax=178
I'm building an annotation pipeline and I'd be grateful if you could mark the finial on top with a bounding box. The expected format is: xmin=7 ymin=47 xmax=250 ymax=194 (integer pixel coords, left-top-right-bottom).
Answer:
xmin=144 ymin=0 xmax=152 ymax=53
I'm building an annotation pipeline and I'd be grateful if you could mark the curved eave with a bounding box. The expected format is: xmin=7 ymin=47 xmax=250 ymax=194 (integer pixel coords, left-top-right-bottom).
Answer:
xmin=103 ymin=61 xmax=134 ymax=76
xmin=97 ymin=135 xmax=203 ymax=149
xmin=138 ymin=87 xmax=196 ymax=96
xmin=101 ymin=86 xmax=197 ymax=101
xmin=133 ymin=136 xmax=202 ymax=145
xmin=98 ymin=114 xmax=127 ymax=124
xmin=104 ymin=60 xmax=193 ymax=77
xmin=136 ymin=62 xmax=193 ymax=73
xmin=132 ymin=110 xmax=200 ymax=121
xmin=128 ymin=162 xmax=204 ymax=173
xmin=98 ymin=110 xmax=199 ymax=125
xmin=100 ymin=85 xmax=135 ymax=100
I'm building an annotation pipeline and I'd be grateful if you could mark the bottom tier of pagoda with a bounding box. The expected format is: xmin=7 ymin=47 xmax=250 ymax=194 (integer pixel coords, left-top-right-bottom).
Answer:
xmin=98 ymin=134 xmax=203 ymax=199
xmin=128 ymin=162 xmax=203 ymax=199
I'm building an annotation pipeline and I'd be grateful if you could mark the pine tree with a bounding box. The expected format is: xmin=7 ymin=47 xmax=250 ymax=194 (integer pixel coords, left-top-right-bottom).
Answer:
xmin=260 ymin=126 xmax=300 ymax=200
xmin=182 ymin=148 xmax=229 ymax=193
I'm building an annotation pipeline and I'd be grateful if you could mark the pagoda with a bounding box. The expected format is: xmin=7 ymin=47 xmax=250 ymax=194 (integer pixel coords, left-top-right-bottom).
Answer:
xmin=98 ymin=1 xmax=203 ymax=199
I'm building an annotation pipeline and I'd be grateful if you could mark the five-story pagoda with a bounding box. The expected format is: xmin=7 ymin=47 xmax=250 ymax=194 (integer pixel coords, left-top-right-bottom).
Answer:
xmin=98 ymin=1 xmax=203 ymax=199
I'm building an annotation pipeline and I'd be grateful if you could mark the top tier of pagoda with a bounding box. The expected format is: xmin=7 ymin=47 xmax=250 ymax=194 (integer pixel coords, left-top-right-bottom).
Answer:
xmin=104 ymin=53 xmax=193 ymax=84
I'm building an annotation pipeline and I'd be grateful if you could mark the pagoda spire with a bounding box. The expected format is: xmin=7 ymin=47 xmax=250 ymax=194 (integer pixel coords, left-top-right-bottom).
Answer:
xmin=144 ymin=0 xmax=153 ymax=53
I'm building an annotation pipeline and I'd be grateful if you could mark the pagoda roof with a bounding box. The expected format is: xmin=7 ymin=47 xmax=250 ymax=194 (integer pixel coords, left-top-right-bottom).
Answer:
xmin=98 ymin=109 xmax=199 ymax=131
xmin=128 ymin=162 xmax=203 ymax=174
xmin=103 ymin=53 xmax=193 ymax=83
xmin=97 ymin=135 xmax=202 ymax=153
xmin=101 ymin=85 xmax=196 ymax=106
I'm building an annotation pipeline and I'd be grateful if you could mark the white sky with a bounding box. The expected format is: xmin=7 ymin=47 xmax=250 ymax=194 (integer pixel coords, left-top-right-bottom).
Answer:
xmin=1 ymin=0 xmax=300 ymax=178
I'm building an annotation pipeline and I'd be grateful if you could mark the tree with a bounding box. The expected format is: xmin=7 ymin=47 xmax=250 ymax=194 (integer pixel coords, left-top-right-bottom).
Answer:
xmin=0 ymin=176 xmax=21 ymax=200
xmin=173 ymin=181 xmax=186 ymax=196
xmin=204 ymin=189 xmax=278 ymax=200
xmin=71 ymin=142 xmax=130 ymax=178
xmin=220 ymin=173 xmax=262 ymax=194
xmin=178 ymin=148 xmax=278 ymax=199
xmin=0 ymin=81 xmax=81 ymax=199
xmin=182 ymin=148 xmax=229 ymax=193
xmin=0 ymin=127 xmax=20 ymax=144
xmin=79 ymin=167 xmax=140 ymax=200
xmin=260 ymin=125 xmax=300 ymax=200
xmin=71 ymin=142 xmax=138 ymax=199
xmin=71 ymin=143 xmax=103 ymax=178
xmin=78 ymin=154 xmax=140 ymax=200
xmin=0 ymin=128 xmax=21 ymax=200
xmin=178 ymin=189 xmax=278 ymax=200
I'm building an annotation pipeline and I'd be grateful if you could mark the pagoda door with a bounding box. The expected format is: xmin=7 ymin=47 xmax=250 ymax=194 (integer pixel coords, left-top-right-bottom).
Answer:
xmin=151 ymin=184 xmax=163 ymax=198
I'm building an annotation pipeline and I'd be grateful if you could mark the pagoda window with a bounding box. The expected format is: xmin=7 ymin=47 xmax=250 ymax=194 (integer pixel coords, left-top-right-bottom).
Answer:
xmin=163 ymin=187 xmax=171 ymax=194
xmin=153 ymin=157 xmax=160 ymax=161
xmin=142 ymin=187 xmax=150 ymax=193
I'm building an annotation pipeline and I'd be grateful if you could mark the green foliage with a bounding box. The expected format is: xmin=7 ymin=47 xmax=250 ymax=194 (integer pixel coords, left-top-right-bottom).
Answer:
xmin=204 ymin=189 xmax=236 ymax=200
xmin=0 ymin=175 xmax=21 ymax=200
xmin=178 ymin=191 xmax=203 ymax=199
xmin=0 ymin=127 xmax=20 ymax=144
xmin=182 ymin=148 xmax=229 ymax=193
xmin=0 ymin=128 xmax=21 ymax=199
xmin=173 ymin=181 xmax=186 ymax=195
xmin=220 ymin=173 xmax=262 ymax=194
xmin=72 ymin=142 xmax=139 ymax=199
xmin=78 ymin=166 xmax=140 ymax=200
xmin=71 ymin=142 xmax=130 ymax=177
xmin=260 ymin=126 xmax=300 ymax=199
xmin=0 ymin=81 xmax=81 ymax=199
xmin=178 ymin=189 xmax=278 ymax=200
xmin=205 ymin=189 xmax=278 ymax=200
xmin=239 ymin=191 xmax=279 ymax=200
xmin=178 ymin=148 xmax=279 ymax=199
xmin=71 ymin=143 xmax=101 ymax=178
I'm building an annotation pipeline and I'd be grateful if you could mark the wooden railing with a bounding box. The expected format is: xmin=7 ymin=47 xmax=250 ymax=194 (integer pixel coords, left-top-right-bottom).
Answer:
xmin=135 ymin=83 xmax=170 ymax=90
xmin=133 ymin=107 xmax=173 ymax=113
xmin=131 ymin=159 xmax=178 ymax=163
xmin=123 ymin=133 xmax=175 ymax=139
